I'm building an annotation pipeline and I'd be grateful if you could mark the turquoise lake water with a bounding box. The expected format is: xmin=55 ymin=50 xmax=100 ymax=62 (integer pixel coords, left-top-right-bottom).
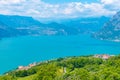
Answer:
xmin=0 ymin=35 xmax=120 ymax=74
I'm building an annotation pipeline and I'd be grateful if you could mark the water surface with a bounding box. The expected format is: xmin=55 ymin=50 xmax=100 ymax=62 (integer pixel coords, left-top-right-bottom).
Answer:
xmin=0 ymin=35 xmax=120 ymax=74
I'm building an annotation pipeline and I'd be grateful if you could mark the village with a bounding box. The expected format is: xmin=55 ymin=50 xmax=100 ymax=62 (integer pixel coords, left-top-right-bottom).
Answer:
xmin=17 ymin=62 xmax=37 ymax=71
xmin=17 ymin=54 xmax=115 ymax=71
xmin=94 ymin=54 xmax=115 ymax=59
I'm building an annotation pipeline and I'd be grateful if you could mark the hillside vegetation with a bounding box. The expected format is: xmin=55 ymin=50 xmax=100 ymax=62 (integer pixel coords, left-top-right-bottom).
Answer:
xmin=1 ymin=55 xmax=120 ymax=80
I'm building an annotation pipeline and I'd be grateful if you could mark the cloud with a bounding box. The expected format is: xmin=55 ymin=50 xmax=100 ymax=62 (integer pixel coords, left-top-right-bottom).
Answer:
xmin=101 ymin=0 xmax=120 ymax=10
xmin=0 ymin=0 xmax=119 ymax=19
xmin=0 ymin=0 xmax=25 ymax=4
xmin=101 ymin=0 xmax=119 ymax=4
xmin=101 ymin=0 xmax=115 ymax=4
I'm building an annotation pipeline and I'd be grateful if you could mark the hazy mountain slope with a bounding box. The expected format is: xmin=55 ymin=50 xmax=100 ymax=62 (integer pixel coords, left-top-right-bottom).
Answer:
xmin=0 ymin=15 xmax=44 ymax=28
xmin=44 ymin=17 xmax=110 ymax=35
xmin=94 ymin=11 xmax=120 ymax=41
xmin=0 ymin=15 xmax=45 ymax=38
xmin=60 ymin=17 xmax=110 ymax=33
xmin=0 ymin=21 xmax=20 ymax=38
xmin=0 ymin=14 xmax=110 ymax=38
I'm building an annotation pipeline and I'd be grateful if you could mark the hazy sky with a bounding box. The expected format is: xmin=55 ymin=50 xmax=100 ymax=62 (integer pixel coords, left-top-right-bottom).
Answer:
xmin=42 ymin=0 xmax=99 ymax=4
xmin=0 ymin=0 xmax=119 ymax=19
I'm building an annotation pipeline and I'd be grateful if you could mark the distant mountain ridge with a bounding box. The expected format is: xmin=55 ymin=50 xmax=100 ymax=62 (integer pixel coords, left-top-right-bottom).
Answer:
xmin=0 ymin=15 xmax=44 ymax=38
xmin=0 ymin=14 xmax=44 ymax=28
xmin=94 ymin=11 xmax=120 ymax=41
xmin=61 ymin=16 xmax=109 ymax=34
xmin=0 ymin=14 xmax=110 ymax=39
xmin=0 ymin=21 xmax=20 ymax=38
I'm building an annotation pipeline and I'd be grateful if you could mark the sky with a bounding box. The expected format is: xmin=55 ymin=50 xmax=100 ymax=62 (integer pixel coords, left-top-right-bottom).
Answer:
xmin=42 ymin=0 xmax=99 ymax=4
xmin=0 ymin=0 xmax=119 ymax=19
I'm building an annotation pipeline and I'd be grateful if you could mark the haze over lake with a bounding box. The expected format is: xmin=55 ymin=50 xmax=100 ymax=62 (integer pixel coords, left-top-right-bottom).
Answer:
xmin=0 ymin=34 xmax=120 ymax=74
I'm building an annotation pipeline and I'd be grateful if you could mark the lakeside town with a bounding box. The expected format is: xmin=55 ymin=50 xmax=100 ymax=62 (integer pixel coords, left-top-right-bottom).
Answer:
xmin=17 ymin=54 xmax=115 ymax=71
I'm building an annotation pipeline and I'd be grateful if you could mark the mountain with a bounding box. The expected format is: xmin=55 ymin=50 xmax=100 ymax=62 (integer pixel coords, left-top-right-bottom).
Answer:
xmin=45 ymin=22 xmax=80 ymax=35
xmin=0 ymin=21 xmax=20 ymax=39
xmin=58 ymin=17 xmax=110 ymax=34
xmin=0 ymin=15 xmax=56 ymax=38
xmin=0 ymin=15 xmax=47 ymax=36
xmin=1 ymin=55 xmax=120 ymax=80
xmin=94 ymin=11 xmax=120 ymax=41
xmin=0 ymin=15 xmax=44 ymax=28
xmin=44 ymin=17 xmax=110 ymax=35
xmin=0 ymin=14 xmax=110 ymax=39
xmin=0 ymin=15 xmax=43 ymax=38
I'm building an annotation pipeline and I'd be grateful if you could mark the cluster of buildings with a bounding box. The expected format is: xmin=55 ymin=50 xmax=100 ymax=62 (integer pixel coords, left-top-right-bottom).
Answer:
xmin=18 ymin=62 xmax=36 ymax=71
xmin=94 ymin=54 xmax=114 ymax=59
xmin=17 ymin=54 xmax=114 ymax=71
xmin=17 ymin=60 xmax=49 ymax=71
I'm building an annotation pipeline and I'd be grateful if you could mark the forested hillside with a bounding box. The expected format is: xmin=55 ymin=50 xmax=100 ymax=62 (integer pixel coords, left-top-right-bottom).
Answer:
xmin=1 ymin=55 xmax=120 ymax=80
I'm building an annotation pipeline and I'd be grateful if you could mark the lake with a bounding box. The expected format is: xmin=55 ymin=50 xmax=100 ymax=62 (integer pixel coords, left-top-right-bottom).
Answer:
xmin=0 ymin=35 xmax=120 ymax=74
